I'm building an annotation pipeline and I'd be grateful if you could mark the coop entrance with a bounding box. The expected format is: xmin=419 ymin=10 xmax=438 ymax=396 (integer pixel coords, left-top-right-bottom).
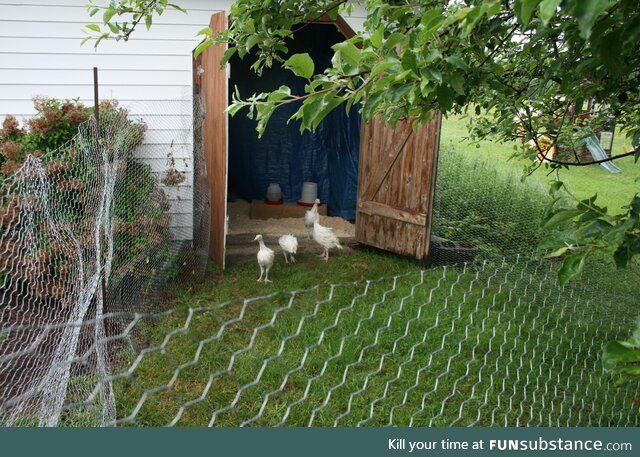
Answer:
xmin=195 ymin=12 xmax=442 ymax=269
xmin=226 ymin=22 xmax=360 ymax=249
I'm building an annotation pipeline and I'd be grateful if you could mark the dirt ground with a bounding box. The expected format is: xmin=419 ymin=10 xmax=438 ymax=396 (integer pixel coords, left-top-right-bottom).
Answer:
xmin=226 ymin=200 xmax=356 ymax=265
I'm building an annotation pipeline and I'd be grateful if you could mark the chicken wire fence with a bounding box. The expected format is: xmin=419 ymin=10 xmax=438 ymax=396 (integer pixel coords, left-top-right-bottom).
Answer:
xmin=0 ymin=104 xmax=638 ymax=426
xmin=0 ymin=94 xmax=209 ymax=426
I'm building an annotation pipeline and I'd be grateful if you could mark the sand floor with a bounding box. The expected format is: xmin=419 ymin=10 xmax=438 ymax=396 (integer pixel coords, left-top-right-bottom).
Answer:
xmin=227 ymin=200 xmax=355 ymax=238
xmin=225 ymin=200 xmax=356 ymax=265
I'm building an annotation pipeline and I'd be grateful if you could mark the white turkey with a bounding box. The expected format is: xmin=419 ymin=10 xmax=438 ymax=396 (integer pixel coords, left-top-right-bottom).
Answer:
xmin=304 ymin=198 xmax=320 ymax=239
xmin=312 ymin=218 xmax=343 ymax=261
xmin=278 ymin=234 xmax=298 ymax=264
xmin=253 ymin=234 xmax=274 ymax=282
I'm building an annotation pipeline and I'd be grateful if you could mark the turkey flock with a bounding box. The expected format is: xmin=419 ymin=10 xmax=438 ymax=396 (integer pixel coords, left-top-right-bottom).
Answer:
xmin=253 ymin=198 xmax=342 ymax=283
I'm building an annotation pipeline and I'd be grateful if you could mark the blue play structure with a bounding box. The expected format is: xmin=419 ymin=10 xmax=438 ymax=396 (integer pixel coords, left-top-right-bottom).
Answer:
xmin=227 ymin=25 xmax=360 ymax=221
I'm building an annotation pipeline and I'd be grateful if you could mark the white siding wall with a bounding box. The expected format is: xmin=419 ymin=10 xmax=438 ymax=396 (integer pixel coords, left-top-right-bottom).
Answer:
xmin=0 ymin=0 xmax=366 ymax=240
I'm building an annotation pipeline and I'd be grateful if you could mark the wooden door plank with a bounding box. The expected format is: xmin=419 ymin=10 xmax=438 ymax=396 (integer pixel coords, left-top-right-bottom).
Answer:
xmin=355 ymin=113 xmax=442 ymax=260
xmin=360 ymin=121 xmax=413 ymax=201
xmin=421 ymin=111 xmax=442 ymax=258
xmin=358 ymin=201 xmax=426 ymax=226
xmin=199 ymin=12 xmax=228 ymax=269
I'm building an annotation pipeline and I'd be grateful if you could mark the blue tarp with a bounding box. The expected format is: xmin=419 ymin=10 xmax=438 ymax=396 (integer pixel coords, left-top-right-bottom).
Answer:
xmin=228 ymin=25 xmax=360 ymax=221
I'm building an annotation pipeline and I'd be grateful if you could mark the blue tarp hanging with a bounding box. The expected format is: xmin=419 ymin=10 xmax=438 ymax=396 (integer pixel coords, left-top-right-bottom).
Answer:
xmin=228 ymin=24 xmax=360 ymax=221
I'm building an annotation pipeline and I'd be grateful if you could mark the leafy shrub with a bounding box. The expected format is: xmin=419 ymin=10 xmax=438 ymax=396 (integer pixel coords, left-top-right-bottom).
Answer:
xmin=0 ymin=98 xmax=170 ymax=306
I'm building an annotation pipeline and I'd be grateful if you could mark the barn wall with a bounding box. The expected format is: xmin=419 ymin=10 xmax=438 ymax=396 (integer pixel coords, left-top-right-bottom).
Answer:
xmin=0 ymin=0 xmax=366 ymax=239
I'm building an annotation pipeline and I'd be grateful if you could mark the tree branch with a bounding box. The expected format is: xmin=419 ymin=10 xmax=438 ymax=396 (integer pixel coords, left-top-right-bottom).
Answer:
xmin=541 ymin=149 xmax=636 ymax=167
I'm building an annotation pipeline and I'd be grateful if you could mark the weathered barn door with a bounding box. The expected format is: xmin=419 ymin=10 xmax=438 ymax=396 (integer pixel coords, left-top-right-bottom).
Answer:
xmin=356 ymin=114 xmax=442 ymax=260
xmin=193 ymin=12 xmax=228 ymax=268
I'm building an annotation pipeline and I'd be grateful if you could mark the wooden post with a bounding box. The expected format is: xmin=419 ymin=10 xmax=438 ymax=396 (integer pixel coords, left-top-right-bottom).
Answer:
xmin=93 ymin=67 xmax=99 ymax=123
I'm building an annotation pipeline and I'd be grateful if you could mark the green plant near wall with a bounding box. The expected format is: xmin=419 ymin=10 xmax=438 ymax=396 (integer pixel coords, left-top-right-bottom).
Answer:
xmin=0 ymin=98 xmax=171 ymax=306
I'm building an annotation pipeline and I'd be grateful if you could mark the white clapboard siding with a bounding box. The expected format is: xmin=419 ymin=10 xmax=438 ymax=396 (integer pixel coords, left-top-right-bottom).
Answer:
xmin=0 ymin=69 xmax=191 ymax=86
xmin=162 ymin=185 xmax=195 ymax=201
xmin=2 ymin=84 xmax=192 ymax=100
xmin=0 ymin=21 xmax=214 ymax=41
xmin=0 ymin=0 xmax=367 ymax=241
xmin=0 ymin=3 xmax=218 ymax=25
xmin=2 ymin=37 xmax=205 ymax=55
xmin=168 ymin=199 xmax=193 ymax=213
xmin=140 ymin=157 xmax=191 ymax=173
xmin=0 ymin=53 xmax=192 ymax=71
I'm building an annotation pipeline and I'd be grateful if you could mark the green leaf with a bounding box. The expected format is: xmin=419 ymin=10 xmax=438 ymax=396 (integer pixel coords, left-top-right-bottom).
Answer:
xmin=194 ymin=40 xmax=212 ymax=58
xmin=543 ymin=209 xmax=584 ymax=229
xmin=103 ymin=8 xmax=117 ymax=24
xmin=518 ymin=0 xmax=541 ymax=27
xmin=558 ymin=251 xmax=586 ymax=286
xmin=297 ymin=94 xmax=342 ymax=132
xmin=196 ymin=27 xmax=212 ymax=37
xmin=80 ymin=36 xmax=92 ymax=47
xmin=167 ymin=3 xmax=187 ymax=14
xmin=85 ymin=24 xmax=101 ymax=33
xmin=145 ymin=14 xmax=153 ymax=30
xmin=420 ymin=67 xmax=442 ymax=84
xmin=370 ymin=25 xmax=383 ymax=49
xmin=226 ymin=103 xmax=245 ymax=117
xmin=602 ymin=341 xmax=640 ymax=372
xmin=444 ymin=55 xmax=467 ymax=70
xmin=436 ymin=84 xmax=453 ymax=111
xmin=369 ymin=57 xmax=399 ymax=79
xmin=613 ymin=244 xmax=630 ymax=268
xmin=283 ymin=53 xmax=315 ymax=80
xmin=267 ymin=85 xmax=291 ymax=102
xmin=576 ymin=219 xmax=613 ymax=238
xmin=545 ymin=246 xmax=570 ymax=258
xmin=332 ymin=41 xmax=362 ymax=68
xmin=549 ymin=180 xmax=563 ymax=193
xmin=574 ymin=0 xmax=616 ymax=38
xmin=538 ymin=0 xmax=561 ymax=26
xmin=449 ymin=72 xmax=466 ymax=95
xmin=312 ymin=94 xmax=343 ymax=130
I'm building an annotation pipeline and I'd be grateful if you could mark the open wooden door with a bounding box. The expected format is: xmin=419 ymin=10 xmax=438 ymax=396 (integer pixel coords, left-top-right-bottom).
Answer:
xmin=194 ymin=12 xmax=228 ymax=268
xmin=355 ymin=114 xmax=442 ymax=260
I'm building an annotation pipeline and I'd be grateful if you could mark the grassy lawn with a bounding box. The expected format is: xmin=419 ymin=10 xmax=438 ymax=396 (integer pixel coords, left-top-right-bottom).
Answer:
xmin=440 ymin=115 xmax=639 ymax=213
xmin=99 ymin=115 xmax=640 ymax=427
xmin=105 ymin=249 xmax=638 ymax=427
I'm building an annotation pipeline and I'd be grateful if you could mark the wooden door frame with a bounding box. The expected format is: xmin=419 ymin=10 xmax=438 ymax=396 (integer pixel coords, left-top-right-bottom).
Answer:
xmin=196 ymin=13 xmax=356 ymax=269
xmin=194 ymin=12 xmax=228 ymax=269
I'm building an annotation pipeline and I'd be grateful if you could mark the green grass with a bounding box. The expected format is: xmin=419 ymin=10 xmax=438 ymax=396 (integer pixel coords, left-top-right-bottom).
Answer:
xmin=106 ymin=250 xmax=637 ymax=427
xmin=433 ymin=145 xmax=550 ymax=257
xmin=440 ymin=115 xmax=640 ymax=213
xmin=99 ymin=116 xmax=640 ymax=427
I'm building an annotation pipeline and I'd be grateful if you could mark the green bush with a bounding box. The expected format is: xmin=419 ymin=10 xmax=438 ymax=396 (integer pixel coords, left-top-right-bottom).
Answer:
xmin=0 ymin=98 xmax=170 ymax=306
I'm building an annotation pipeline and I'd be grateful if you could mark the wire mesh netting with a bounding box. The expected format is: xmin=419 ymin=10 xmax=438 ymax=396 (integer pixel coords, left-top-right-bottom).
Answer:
xmin=0 ymin=105 xmax=638 ymax=426
xmin=0 ymin=95 xmax=209 ymax=426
